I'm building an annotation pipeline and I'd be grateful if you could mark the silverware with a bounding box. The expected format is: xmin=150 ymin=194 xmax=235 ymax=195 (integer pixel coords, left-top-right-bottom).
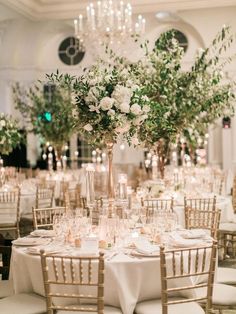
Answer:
xmin=106 ymin=252 xmax=118 ymax=261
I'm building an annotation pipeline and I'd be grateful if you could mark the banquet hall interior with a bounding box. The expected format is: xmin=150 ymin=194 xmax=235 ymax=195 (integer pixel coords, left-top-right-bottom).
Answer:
xmin=1 ymin=0 xmax=236 ymax=313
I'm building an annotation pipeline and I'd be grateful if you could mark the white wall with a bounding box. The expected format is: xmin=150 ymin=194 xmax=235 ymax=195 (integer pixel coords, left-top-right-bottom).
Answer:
xmin=0 ymin=5 xmax=236 ymax=168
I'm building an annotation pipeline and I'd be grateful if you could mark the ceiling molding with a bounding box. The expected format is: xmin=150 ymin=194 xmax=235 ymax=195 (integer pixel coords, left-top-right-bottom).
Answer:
xmin=1 ymin=0 xmax=236 ymax=20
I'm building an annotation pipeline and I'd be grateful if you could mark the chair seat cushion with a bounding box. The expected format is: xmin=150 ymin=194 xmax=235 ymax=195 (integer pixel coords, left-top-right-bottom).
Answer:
xmin=0 ymin=293 xmax=46 ymax=314
xmin=0 ymin=279 xmax=14 ymax=298
xmin=199 ymin=283 xmax=236 ymax=306
xmin=219 ymin=223 xmax=236 ymax=232
xmin=57 ymin=305 xmax=122 ymax=314
xmin=213 ymin=284 xmax=236 ymax=305
xmin=135 ymin=298 xmax=204 ymax=314
xmin=216 ymin=267 xmax=236 ymax=285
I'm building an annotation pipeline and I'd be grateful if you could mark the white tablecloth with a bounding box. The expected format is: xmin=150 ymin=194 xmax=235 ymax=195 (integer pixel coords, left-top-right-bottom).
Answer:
xmin=11 ymin=245 xmax=210 ymax=314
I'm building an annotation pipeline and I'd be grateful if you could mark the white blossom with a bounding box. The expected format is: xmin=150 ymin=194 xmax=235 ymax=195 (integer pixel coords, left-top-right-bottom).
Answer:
xmin=0 ymin=120 xmax=6 ymax=127
xmin=100 ymin=97 xmax=115 ymax=111
xmin=115 ymin=119 xmax=131 ymax=134
xmin=143 ymin=105 xmax=150 ymax=113
xmin=112 ymin=85 xmax=132 ymax=105
xmin=107 ymin=109 xmax=115 ymax=116
xmin=119 ymin=102 xmax=130 ymax=113
xmin=130 ymin=103 xmax=142 ymax=115
xmin=84 ymin=124 xmax=93 ymax=131
xmin=89 ymin=105 xmax=100 ymax=113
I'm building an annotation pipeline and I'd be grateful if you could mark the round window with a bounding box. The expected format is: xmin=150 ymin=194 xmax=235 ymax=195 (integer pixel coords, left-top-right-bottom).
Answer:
xmin=58 ymin=37 xmax=85 ymax=66
xmin=156 ymin=29 xmax=188 ymax=52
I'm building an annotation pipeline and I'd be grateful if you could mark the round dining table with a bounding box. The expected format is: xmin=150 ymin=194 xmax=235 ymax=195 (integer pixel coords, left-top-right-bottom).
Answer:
xmin=11 ymin=232 xmax=212 ymax=314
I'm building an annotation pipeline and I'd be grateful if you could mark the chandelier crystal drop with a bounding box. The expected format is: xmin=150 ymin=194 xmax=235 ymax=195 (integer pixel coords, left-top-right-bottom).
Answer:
xmin=74 ymin=0 xmax=146 ymax=49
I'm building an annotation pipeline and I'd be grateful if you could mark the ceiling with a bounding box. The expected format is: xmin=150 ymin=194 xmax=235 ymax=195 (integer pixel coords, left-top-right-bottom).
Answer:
xmin=1 ymin=0 xmax=236 ymax=20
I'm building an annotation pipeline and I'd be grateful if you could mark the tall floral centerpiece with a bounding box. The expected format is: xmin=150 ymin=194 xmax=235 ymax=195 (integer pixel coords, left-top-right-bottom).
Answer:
xmin=134 ymin=27 xmax=235 ymax=178
xmin=47 ymin=57 xmax=150 ymax=209
xmin=13 ymin=83 xmax=75 ymax=169
xmin=0 ymin=113 xmax=22 ymax=185
xmin=0 ymin=113 xmax=22 ymax=155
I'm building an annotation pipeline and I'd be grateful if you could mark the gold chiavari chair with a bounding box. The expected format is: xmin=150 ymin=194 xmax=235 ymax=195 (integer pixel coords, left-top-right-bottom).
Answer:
xmin=211 ymin=173 xmax=225 ymax=196
xmin=184 ymin=196 xmax=216 ymax=212
xmin=141 ymin=197 xmax=174 ymax=211
xmin=40 ymin=251 xmax=122 ymax=314
xmin=0 ymin=188 xmax=21 ymax=238
xmin=218 ymin=223 xmax=236 ymax=260
xmin=63 ymin=184 xmax=83 ymax=210
xmin=36 ymin=185 xmax=55 ymax=209
xmin=135 ymin=243 xmax=218 ymax=314
xmin=91 ymin=198 xmax=103 ymax=225
xmin=232 ymin=175 xmax=236 ymax=213
xmin=141 ymin=198 xmax=174 ymax=222
xmin=59 ymin=181 xmax=69 ymax=206
xmin=185 ymin=207 xmax=221 ymax=239
xmin=32 ymin=206 xmax=66 ymax=230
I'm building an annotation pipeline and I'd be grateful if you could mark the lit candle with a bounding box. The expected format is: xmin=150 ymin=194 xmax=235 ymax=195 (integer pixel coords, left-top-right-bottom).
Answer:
xmin=79 ymin=14 xmax=83 ymax=32
xmin=74 ymin=19 xmax=78 ymax=36
xmin=141 ymin=18 xmax=146 ymax=34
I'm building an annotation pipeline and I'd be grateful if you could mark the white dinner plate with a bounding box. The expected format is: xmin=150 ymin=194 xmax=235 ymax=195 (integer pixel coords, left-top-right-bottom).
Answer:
xmin=30 ymin=229 xmax=56 ymax=238
xmin=12 ymin=237 xmax=50 ymax=246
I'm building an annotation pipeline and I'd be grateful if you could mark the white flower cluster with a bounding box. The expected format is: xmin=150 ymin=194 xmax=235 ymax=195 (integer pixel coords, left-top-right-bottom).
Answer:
xmin=76 ymin=63 xmax=151 ymax=144
xmin=0 ymin=113 xmax=21 ymax=155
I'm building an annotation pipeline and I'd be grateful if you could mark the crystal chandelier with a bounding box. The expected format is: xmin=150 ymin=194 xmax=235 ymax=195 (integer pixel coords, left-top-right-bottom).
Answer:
xmin=74 ymin=0 xmax=146 ymax=49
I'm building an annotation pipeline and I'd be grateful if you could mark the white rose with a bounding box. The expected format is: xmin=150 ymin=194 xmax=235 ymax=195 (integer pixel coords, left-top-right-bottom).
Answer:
xmin=143 ymin=105 xmax=150 ymax=113
xmin=119 ymin=102 xmax=130 ymax=113
xmin=100 ymin=97 xmax=115 ymax=111
xmin=108 ymin=109 xmax=115 ymax=116
xmin=112 ymin=85 xmax=132 ymax=104
xmin=85 ymin=87 xmax=100 ymax=103
xmin=141 ymin=95 xmax=149 ymax=102
xmin=0 ymin=120 xmax=6 ymax=127
xmin=115 ymin=123 xmax=131 ymax=134
xmin=84 ymin=124 xmax=93 ymax=132
xmin=130 ymin=103 xmax=142 ymax=115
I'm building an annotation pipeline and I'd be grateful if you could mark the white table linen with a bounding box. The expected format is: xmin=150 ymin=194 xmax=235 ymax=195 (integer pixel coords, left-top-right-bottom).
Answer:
xmin=11 ymin=242 xmax=211 ymax=314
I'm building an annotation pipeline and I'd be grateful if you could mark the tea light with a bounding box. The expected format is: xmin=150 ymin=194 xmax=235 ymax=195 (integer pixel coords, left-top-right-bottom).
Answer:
xmin=131 ymin=231 xmax=139 ymax=238
xmin=81 ymin=235 xmax=99 ymax=252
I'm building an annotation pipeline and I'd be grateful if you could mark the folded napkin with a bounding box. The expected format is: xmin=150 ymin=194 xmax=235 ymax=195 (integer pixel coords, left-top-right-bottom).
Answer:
xmin=26 ymin=246 xmax=61 ymax=255
xmin=30 ymin=229 xmax=56 ymax=238
xmin=178 ymin=229 xmax=207 ymax=239
xmin=133 ymin=237 xmax=160 ymax=255
xmin=169 ymin=233 xmax=203 ymax=248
